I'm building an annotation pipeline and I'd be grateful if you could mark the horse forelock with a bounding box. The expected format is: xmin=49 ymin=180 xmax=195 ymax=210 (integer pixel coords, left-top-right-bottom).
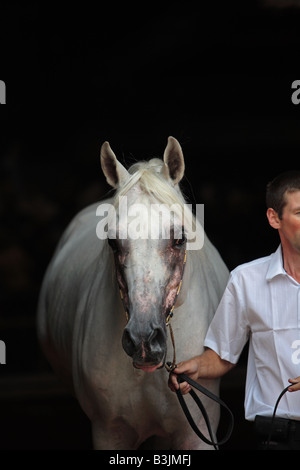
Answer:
xmin=113 ymin=158 xmax=186 ymax=208
xmin=107 ymin=158 xmax=203 ymax=248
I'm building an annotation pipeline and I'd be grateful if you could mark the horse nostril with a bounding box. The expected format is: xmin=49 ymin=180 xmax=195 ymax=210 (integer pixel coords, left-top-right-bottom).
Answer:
xmin=149 ymin=326 xmax=165 ymax=349
xmin=122 ymin=324 xmax=166 ymax=359
xmin=122 ymin=328 xmax=136 ymax=357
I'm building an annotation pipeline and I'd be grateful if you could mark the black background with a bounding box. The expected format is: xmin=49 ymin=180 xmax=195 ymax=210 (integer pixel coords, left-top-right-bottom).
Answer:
xmin=0 ymin=0 xmax=300 ymax=451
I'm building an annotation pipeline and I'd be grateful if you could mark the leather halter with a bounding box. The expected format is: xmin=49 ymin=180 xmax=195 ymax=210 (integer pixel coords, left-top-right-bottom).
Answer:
xmin=165 ymin=249 xmax=187 ymax=326
xmin=117 ymin=245 xmax=234 ymax=448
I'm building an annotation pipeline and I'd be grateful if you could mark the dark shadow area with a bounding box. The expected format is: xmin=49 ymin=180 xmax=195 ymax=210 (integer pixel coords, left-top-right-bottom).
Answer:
xmin=1 ymin=1 xmax=300 ymax=450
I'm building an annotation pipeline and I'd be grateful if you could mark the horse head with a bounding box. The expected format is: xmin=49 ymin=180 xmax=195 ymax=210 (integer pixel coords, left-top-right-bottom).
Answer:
xmin=100 ymin=137 xmax=188 ymax=372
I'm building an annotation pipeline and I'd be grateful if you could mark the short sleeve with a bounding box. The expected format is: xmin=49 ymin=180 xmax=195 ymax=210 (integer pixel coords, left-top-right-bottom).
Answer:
xmin=204 ymin=272 xmax=250 ymax=364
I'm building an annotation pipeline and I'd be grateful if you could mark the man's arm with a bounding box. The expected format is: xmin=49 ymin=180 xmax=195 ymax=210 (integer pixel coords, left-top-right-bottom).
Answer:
xmin=168 ymin=348 xmax=235 ymax=394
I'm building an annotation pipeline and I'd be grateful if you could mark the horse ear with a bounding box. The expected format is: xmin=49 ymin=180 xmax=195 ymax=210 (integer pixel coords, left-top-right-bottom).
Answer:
xmin=100 ymin=142 xmax=129 ymax=188
xmin=163 ymin=137 xmax=185 ymax=185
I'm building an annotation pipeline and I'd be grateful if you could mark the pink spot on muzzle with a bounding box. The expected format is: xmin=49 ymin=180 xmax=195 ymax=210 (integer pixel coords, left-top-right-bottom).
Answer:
xmin=141 ymin=341 xmax=146 ymax=359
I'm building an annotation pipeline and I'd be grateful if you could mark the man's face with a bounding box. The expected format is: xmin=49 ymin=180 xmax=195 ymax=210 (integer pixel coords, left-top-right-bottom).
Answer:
xmin=278 ymin=190 xmax=300 ymax=253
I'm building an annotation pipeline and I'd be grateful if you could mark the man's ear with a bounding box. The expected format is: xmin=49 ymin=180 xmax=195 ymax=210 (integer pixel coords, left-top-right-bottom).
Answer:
xmin=266 ymin=208 xmax=281 ymax=229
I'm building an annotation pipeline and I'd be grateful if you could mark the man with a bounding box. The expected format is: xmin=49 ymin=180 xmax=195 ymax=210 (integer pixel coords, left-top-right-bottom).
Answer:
xmin=169 ymin=171 xmax=300 ymax=450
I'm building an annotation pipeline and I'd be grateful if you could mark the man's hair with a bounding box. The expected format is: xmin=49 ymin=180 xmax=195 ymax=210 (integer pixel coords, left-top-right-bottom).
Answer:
xmin=266 ymin=170 xmax=300 ymax=219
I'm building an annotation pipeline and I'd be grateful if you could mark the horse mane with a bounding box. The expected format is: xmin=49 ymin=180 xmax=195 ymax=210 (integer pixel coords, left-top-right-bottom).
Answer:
xmin=113 ymin=158 xmax=186 ymax=208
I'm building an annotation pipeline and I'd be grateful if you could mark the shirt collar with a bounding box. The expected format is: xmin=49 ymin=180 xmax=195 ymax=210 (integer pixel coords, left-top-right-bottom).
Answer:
xmin=266 ymin=245 xmax=286 ymax=281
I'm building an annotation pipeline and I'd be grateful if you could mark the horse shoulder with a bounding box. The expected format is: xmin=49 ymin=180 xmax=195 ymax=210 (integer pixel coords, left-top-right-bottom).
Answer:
xmin=37 ymin=201 xmax=112 ymax=379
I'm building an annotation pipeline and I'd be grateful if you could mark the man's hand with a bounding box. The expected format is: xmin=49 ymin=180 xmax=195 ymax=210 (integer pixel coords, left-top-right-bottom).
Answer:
xmin=288 ymin=376 xmax=300 ymax=392
xmin=168 ymin=349 xmax=235 ymax=395
xmin=168 ymin=358 xmax=200 ymax=394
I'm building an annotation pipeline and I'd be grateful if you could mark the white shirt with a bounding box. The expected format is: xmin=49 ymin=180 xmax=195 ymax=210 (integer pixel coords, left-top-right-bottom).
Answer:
xmin=204 ymin=245 xmax=300 ymax=421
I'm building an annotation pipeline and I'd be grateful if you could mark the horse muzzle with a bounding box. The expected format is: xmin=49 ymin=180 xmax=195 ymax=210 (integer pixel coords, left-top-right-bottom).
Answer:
xmin=122 ymin=321 xmax=167 ymax=372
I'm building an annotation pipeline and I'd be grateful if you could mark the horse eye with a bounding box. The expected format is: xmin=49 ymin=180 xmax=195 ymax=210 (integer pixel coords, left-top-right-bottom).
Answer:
xmin=173 ymin=232 xmax=187 ymax=248
xmin=108 ymin=238 xmax=119 ymax=253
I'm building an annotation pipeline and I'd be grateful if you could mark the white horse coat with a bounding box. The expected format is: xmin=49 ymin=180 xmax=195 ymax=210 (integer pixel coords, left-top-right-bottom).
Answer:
xmin=37 ymin=137 xmax=229 ymax=449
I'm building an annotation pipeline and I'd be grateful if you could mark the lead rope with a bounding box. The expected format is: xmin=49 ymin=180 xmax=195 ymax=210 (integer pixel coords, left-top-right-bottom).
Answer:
xmin=165 ymin=324 xmax=234 ymax=449
xmin=166 ymin=321 xmax=234 ymax=450
xmin=165 ymin=322 xmax=176 ymax=372
xmin=164 ymin=251 xmax=234 ymax=449
xmin=265 ymin=384 xmax=295 ymax=449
